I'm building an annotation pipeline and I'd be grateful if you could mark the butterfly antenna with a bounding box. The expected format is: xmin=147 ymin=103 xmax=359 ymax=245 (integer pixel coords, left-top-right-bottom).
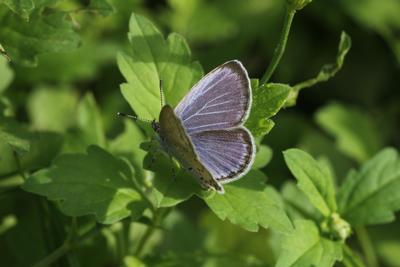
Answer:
xmin=117 ymin=112 xmax=153 ymax=123
xmin=159 ymin=79 xmax=165 ymax=108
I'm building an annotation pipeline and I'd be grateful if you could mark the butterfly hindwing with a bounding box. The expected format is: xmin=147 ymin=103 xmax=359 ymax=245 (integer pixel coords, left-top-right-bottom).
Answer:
xmin=190 ymin=128 xmax=255 ymax=182
xmin=174 ymin=60 xmax=251 ymax=134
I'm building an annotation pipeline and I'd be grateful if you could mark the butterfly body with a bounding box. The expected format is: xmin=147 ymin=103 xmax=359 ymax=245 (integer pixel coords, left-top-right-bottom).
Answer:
xmin=150 ymin=60 xmax=255 ymax=194
xmin=156 ymin=104 xmax=223 ymax=192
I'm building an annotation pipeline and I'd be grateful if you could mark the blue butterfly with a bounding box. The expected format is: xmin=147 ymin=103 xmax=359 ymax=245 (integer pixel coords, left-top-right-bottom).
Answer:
xmin=119 ymin=60 xmax=255 ymax=194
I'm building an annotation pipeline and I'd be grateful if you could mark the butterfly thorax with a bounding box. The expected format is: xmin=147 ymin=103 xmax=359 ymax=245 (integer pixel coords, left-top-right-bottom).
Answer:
xmin=156 ymin=105 xmax=223 ymax=193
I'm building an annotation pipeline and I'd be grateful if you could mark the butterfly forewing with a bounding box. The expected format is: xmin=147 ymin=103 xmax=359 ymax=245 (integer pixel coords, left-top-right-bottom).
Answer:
xmin=158 ymin=105 xmax=224 ymax=192
xmin=174 ymin=60 xmax=251 ymax=134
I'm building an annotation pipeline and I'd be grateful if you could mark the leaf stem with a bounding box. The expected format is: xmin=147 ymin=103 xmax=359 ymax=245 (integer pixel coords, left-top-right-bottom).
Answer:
xmin=32 ymin=223 xmax=104 ymax=267
xmin=261 ymin=6 xmax=296 ymax=84
xmin=355 ymin=226 xmax=378 ymax=267
xmin=134 ymin=208 xmax=171 ymax=257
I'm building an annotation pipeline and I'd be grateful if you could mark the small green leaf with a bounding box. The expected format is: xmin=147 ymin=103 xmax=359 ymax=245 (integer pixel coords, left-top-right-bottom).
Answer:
xmin=88 ymin=0 xmax=114 ymax=16
xmin=276 ymin=219 xmax=343 ymax=267
xmin=204 ymin=170 xmax=293 ymax=233
xmin=22 ymin=146 xmax=148 ymax=224
xmin=0 ymin=7 xmax=80 ymax=65
xmin=315 ymin=102 xmax=382 ymax=163
xmin=0 ymin=56 xmax=13 ymax=93
xmin=287 ymin=31 xmax=351 ymax=106
xmin=283 ymin=148 xmax=337 ymax=217
xmin=338 ymin=148 xmax=400 ymax=226
xmin=27 ymin=86 xmax=79 ymax=132
xmin=76 ymin=93 xmax=106 ymax=148
xmin=118 ymin=13 xmax=203 ymax=121
xmin=1 ymin=0 xmax=34 ymax=20
xmin=245 ymin=82 xmax=291 ymax=137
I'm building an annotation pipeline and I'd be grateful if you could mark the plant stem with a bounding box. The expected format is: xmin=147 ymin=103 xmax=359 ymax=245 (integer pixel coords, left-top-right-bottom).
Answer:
xmin=356 ymin=226 xmax=378 ymax=267
xmin=261 ymin=6 xmax=296 ymax=84
xmin=32 ymin=223 xmax=103 ymax=267
xmin=134 ymin=208 xmax=171 ymax=257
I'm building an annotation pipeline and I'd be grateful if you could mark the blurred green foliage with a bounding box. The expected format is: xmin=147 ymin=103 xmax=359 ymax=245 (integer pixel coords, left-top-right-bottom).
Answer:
xmin=0 ymin=0 xmax=399 ymax=266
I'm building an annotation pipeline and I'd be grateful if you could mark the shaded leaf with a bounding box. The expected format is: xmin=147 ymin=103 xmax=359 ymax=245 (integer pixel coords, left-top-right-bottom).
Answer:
xmin=204 ymin=170 xmax=293 ymax=233
xmin=283 ymin=148 xmax=337 ymax=217
xmin=315 ymin=102 xmax=382 ymax=163
xmin=1 ymin=0 xmax=34 ymax=20
xmin=338 ymin=148 xmax=400 ymax=226
xmin=276 ymin=219 xmax=343 ymax=267
xmin=117 ymin=12 xmax=203 ymax=121
xmin=245 ymin=82 xmax=291 ymax=137
xmin=0 ymin=118 xmax=31 ymax=154
xmin=22 ymin=146 xmax=148 ymax=224
xmin=253 ymin=144 xmax=272 ymax=169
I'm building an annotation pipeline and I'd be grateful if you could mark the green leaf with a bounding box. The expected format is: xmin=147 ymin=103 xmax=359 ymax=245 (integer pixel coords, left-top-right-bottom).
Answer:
xmin=338 ymin=148 xmax=400 ymax=226
xmin=0 ymin=56 xmax=13 ymax=93
xmin=342 ymin=245 xmax=366 ymax=267
xmin=88 ymin=0 xmax=114 ymax=16
xmin=22 ymin=146 xmax=148 ymax=224
xmin=315 ymin=102 xmax=382 ymax=163
xmin=76 ymin=93 xmax=106 ymax=148
xmin=286 ymin=32 xmax=351 ymax=107
xmin=0 ymin=7 xmax=80 ymax=65
xmin=283 ymin=148 xmax=337 ymax=217
xmin=276 ymin=219 xmax=343 ymax=267
xmin=1 ymin=0 xmax=34 ymax=20
xmin=377 ymin=240 xmax=400 ymax=267
xmin=245 ymin=82 xmax=291 ymax=137
xmin=27 ymin=86 xmax=79 ymax=132
xmin=117 ymin=12 xmax=203 ymax=120
xmin=204 ymin=170 xmax=293 ymax=233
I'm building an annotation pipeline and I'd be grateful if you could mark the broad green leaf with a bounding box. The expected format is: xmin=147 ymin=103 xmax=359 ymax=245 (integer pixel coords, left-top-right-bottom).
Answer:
xmin=0 ymin=7 xmax=80 ymax=65
xmin=276 ymin=219 xmax=343 ymax=267
xmin=89 ymin=0 xmax=113 ymax=16
xmin=1 ymin=0 xmax=34 ymax=20
xmin=283 ymin=148 xmax=337 ymax=217
xmin=338 ymin=148 xmax=400 ymax=226
xmin=0 ymin=56 xmax=13 ymax=93
xmin=316 ymin=102 xmax=382 ymax=163
xmin=204 ymin=170 xmax=293 ymax=233
xmin=76 ymin=93 xmax=106 ymax=148
xmin=124 ymin=256 xmax=146 ymax=267
xmin=281 ymin=181 xmax=320 ymax=221
xmin=117 ymin=12 xmax=203 ymax=121
xmin=253 ymin=144 xmax=272 ymax=169
xmin=27 ymin=86 xmax=79 ymax=132
xmin=287 ymin=32 xmax=351 ymax=107
xmin=22 ymin=146 xmax=148 ymax=224
xmin=245 ymin=82 xmax=291 ymax=137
